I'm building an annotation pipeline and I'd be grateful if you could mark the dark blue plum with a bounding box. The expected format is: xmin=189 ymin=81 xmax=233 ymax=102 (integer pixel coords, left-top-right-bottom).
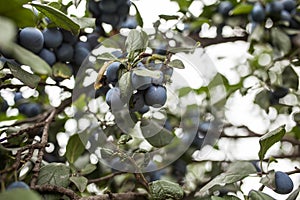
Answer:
xmin=138 ymin=105 xmax=149 ymax=114
xmin=99 ymin=0 xmax=118 ymax=14
xmin=250 ymin=160 xmax=261 ymax=172
xmin=14 ymin=92 xmax=23 ymax=103
xmin=152 ymin=71 xmax=164 ymax=85
xmin=144 ymin=85 xmax=167 ymax=108
xmin=162 ymin=67 xmax=173 ymax=82
xmin=105 ymin=87 xmax=121 ymax=107
xmin=267 ymin=1 xmax=284 ymax=21
xmin=218 ymin=1 xmax=233 ymax=16
xmin=87 ymin=32 xmax=100 ymax=49
xmin=75 ymin=41 xmax=91 ymax=51
xmin=198 ymin=122 xmax=211 ymax=134
xmin=61 ymin=29 xmax=77 ymax=45
xmin=42 ymin=28 xmax=63 ymax=48
xmin=0 ymin=96 xmax=8 ymax=112
xmin=116 ymin=0 xmax=131 ymax=17
xmin=74 ymin=47 xmax=90 ymax=66
xmin=281 ymin=10 xmax=292 ymax=21
xmin=111 ymin=50 xmax=124 ymax=58
xmin=106 ymin=62 xmax=122 ymax=83
xmin=39 ymin=48 xmax=56 ymax=66
xmin=120 ymin=16 xmax=138 ymax=29
xmin=88 ymin=0 xmax=101 ymax=17
xmin=272 ymin=86 xmax=289 ymax=99
xmin=19 ymin=27 xmax=44 ymax=53
xmin=18 ymin=103 xmax=42 ymax=118
xmin=101 ymin=14 xmax=120 ymax=27
xmin=7 ymin=181 xmax=30 ymax=190
xmin=130 ymin=91 xmax=145 ymax=112
xmin=55 ymin=43 xmax=74 ymax=62
xmin=282 ymin=0 xmax=296 ymax=12
xmin=274 ymin=171 xmax=293 ymax=194
xmin=147 ymin=62 xmax=163 ymax=70
xmin=153 ymin=45 xmax=167 ymax=55
xmin=172 ymin=159 xmax=187 ymax=177
xmin=251 ymin=3 xmax=266 ymax=23
xmin=131 ymin=71 xmax=152 ymax=90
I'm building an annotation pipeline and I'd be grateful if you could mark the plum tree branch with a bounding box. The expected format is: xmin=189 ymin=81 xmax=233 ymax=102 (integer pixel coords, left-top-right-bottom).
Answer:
xmin=87 ymin=172 xmax=127 ymax=184
xmin=30 ymin=109 xmax=56 ymax=187
xmin=188 ymin=34 xmax=248 ymax=47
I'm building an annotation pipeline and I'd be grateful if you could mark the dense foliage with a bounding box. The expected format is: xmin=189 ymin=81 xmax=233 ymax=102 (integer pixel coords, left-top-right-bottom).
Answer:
xmin=0 ymin=0 xmax=300 ymax=200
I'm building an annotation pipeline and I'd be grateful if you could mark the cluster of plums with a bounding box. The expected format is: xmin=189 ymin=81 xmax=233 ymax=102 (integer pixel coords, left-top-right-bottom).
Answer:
xmin=218 ymin=0 xmax=298 ymax=26
xmin=88 ymin=0 xmax=134 ymax=29
xmin=17 ymin=26 xmax=100 ymax=73
xmin=103 ymin=58 xmax=173 ymax=114
xmin=0 ymin=91 xmax=42 ymax=118
xmin=14 ymin=92 xmax=41 ymax=118
xmin=268 ymin=86 xmax=289 ymax=105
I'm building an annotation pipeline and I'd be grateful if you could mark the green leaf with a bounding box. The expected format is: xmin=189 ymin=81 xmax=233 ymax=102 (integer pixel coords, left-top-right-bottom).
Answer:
xmin=282 ymin=66 xmax=299 ymax=90
xmin=52 ymin=62 xmax=73 ymax=79
xmin=65 ymin=134 xmax=85 ymax=164
xmin=31 ymin=2 xmax=80 ymax=35
xmin=71 ymin=17 xmax=96 ymax=29
xmin=149 ymin=180 xmax=184 ymax=200
xmin=159 ymin=14 xmax=179 ymax=21
xmin=195 ymin=162 xmax=257 ymax=197
xmin=254 ymin=89 xmax=270 ymax=111
xmin=258 ymin=125 xmax=286 ymax=161
xmin=0 ymin=17 xmax=17 ymax=49
xmin=248 ymin=190 xmax=275 ymax=200
xmin=141 ymin=119 xmax=175 ymax=148
xmin=271 ymin=28 xmax=291 ymax=56
xmin=118 ymin=72 xmax=133 ymax=102
xmin=0 ymin=189 xmax=41 ymax=200
xmin=37 ymin=163 xmax=70 ymax=187
xmin=7 ymin=62 xmax=40 ymax=89
xmin=97 ymin=52 xmax=118 ymax=61
xmin=80 ymin=164 xmax=97 ymax=175
xmin=125 ymin=29 xmax=148 ymax=53
xmin=260 ymin=170 xmax=276 ymax=190
xmin=12 ymin=43 xmax=52 ymax=75
xmin=132 ymin=68 xmax=162 ymax=78
xmin=70 ymin=176 xmax=88 ymax=193
xmin=286 ymin=187 xmax=300 ymax=200
xmin=118 ymin=134 xmax=132 ymax=145
xmin=178 ymin=87 xmax=192 ymax=97
xmin=231 ymin=4 xmax=253 ymax=15
xmin=131 ymin=2 xmax=143 ymax=27
xmin=169 ymin=59 xmax=185 ymax=69
xmin=0 ymin=0 xmax=35 ymax=28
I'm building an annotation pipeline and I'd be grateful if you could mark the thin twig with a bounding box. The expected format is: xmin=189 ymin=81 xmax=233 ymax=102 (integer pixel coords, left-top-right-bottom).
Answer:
xmin=88 ymin=172 xmax=127 ymax=184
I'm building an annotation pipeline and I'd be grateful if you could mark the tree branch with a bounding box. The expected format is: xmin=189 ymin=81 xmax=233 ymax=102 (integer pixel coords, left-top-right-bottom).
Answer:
xmin=80 ymin=193 xmax=149 ymax=200
xmin=189 ymin=34 xmax=248 ymax=47
xmin=30 ymin=110 xmax=56 ymax=187
xmin=88 ymin=172 xmax=127 ymax=184
xmin=32 ymin=184 xmax=80 ymax=200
